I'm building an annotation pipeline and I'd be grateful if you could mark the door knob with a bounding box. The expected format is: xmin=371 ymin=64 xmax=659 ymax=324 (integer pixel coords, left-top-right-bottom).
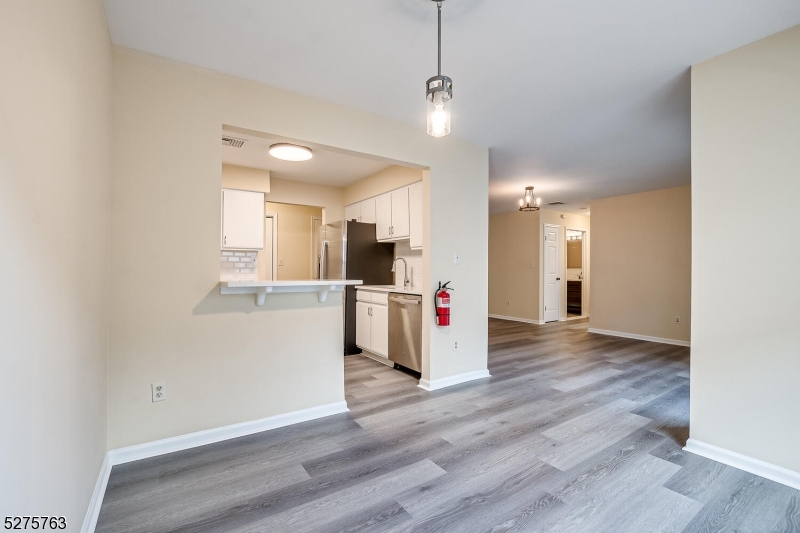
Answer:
xmin=556 ymin=277 xmax=561 ymax=280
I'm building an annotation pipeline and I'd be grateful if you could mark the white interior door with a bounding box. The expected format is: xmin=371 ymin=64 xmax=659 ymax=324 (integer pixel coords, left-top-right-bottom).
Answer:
xmin=544 ymin=225 xmax=561 ymax=323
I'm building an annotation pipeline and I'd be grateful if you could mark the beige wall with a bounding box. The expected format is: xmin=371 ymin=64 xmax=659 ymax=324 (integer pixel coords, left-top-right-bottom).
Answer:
xmin=0 ymin=0 xmax=111 ymax=526
xmin=488 ymin=211 xmax=540 ymax=321
xmin=691 ymin=25 xmax=800 ymax=472
xmin=221 ymin=163 xmax=271 ymax=193
xmin=268 ymin=177 xmax=345 ymax=224
xmin=265 ymin=202 xmax=323 ymax=280
xmin=589 ymin=186 xmax=691 ymax=342
xmin=343 ymin=164 xmax=423 ymax=206
xmin=109 ymin=47 xmax=488 ymax=449
xmin=488 ymin=209 xmax=589 ymax=323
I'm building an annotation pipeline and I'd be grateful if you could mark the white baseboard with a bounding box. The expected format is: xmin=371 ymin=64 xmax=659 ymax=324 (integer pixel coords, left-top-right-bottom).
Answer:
xmin=489 ymin=314 xmax=544 ymax=325
xmin=684 ymin=438 xmax=800 ymax=491
xmin=81 ymin=400 xmax=349 ymax=533
xmin=80 ymin=453 xmax=112 ymax=533
xmin=419 ymin=369 xmax=491 ymax=391
xmin=109 ymin=401 xmax=349 ymax=465
xmin=587 ymin=327 xmax=690 ymax=347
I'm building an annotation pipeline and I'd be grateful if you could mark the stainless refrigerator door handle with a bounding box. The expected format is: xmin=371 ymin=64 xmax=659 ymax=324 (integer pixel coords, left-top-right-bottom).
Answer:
xmin=320 ymin=241 xmax=328 ymax=279
xmin=389 ymin=297 xmax=419 ymax=305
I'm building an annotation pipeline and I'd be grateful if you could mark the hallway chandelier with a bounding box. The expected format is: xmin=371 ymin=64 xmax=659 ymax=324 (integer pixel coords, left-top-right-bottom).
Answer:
xmin=426 ymin=0 xmax=453 ymax=137
xmin=519 ymin=187 xmax=542 ymax=211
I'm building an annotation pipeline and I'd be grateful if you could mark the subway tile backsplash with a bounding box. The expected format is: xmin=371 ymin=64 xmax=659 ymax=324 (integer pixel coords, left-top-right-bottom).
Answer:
xmin=220 ymin=251 xmax=258 ymax=281
xmin=394 ymin=240 xmax=423 ymax=290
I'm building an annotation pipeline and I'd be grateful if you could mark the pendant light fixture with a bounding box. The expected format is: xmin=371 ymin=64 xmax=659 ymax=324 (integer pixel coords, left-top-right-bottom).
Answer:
xmin=519 ymin=187 xmax=542 ymax=211
xmin=426 ymin=1 xmax=453 ymax=137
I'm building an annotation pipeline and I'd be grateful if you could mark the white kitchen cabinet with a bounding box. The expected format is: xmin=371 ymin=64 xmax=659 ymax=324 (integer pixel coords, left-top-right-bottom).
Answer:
xmin=375 ymin=193 xmax=393 ymax=240
xmin=355 ymin=291 xmax=389 ymax=358
xmin=390 ymin=187 xmax=410 ymax=238
xmin=355 ymin=301 xmax=371 ymax=349
xmin=370 ymin=304 xmax=389 ymax=357
xmin=345 ymin=198 xmax=376 ymax=224
xmin=221 ymin=189 xmax=264 ymax=250
xmin=345 ymin=203 xmax=360 ymax=222
xmin=409 ymin=181 xmax=423 ymax=250
xmin=360 ymin=198 xmax=376 ymax=224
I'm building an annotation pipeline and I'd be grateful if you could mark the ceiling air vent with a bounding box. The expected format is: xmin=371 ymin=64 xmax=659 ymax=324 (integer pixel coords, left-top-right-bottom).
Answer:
xmin=221 ymin=136 xmax=248 ymax=148
xmin=548 ymin=201 xmax=566 ymax=206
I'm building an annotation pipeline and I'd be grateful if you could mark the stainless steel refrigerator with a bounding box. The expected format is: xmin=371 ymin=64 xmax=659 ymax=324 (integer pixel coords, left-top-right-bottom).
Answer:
xmin=317 ymin=220 xmax=394 ymax=355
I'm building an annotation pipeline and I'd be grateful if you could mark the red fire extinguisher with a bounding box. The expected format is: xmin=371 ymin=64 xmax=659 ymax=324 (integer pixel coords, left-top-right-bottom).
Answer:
xmin=435 ymin=281 xmax=453 ymax=327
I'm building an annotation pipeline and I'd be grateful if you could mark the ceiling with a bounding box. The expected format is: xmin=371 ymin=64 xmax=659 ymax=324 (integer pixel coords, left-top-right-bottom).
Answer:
xmin=104 ymin=0 xmax=800 ymax=214
xmin=221 ymin=128 xmax=393 ymax=187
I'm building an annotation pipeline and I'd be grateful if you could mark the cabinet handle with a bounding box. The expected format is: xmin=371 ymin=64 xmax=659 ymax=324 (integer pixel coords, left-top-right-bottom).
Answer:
xmin=224 ymin=236 xmax=227 ymax=245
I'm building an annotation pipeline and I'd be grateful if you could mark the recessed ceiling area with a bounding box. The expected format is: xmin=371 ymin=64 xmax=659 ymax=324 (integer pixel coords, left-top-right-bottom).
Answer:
xmin=105 ymin=0 xmax=800 ymax=213
xmin=221 ymin=128 xmax=394 ymax=187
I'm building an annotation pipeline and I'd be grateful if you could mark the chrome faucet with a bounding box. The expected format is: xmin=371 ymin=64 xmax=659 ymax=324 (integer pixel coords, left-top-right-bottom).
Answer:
xmin=391 ymin=258 xmax=410 ymax=289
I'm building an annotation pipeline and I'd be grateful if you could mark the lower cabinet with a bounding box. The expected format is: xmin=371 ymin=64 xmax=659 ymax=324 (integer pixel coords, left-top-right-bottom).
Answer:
xmin=355 ymin=291 xmax=389 ymax=358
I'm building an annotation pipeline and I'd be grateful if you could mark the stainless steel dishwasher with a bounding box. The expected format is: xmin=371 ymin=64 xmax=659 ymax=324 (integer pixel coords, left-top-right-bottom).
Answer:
xmin=388 ymin=293 xmax=422 ymax=373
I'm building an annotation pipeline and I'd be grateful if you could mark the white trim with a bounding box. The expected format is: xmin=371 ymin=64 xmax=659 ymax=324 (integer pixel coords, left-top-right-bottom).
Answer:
xmin=684 ymin=438 xmax=800 ymax=491
xmin=80 ymin=453 xmax=112 ymax=533
xmin=109 ymin=401 xmax=349 ymax=465
xmin=489 ymin=314 xmax=544 ymax=325
xmin=419 ymin=369 xmax=491 ymax=391
xmin=587 ymin=327 xmax=690 ymax=347
xmin=81 ymin=401 xmax=349 ymax=532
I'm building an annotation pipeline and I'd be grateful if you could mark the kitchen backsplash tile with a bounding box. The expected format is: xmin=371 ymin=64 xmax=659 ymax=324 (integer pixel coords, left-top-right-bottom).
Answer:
xmin=394 ymin=240 xmax=423 ymax=290
xmin=220 ymin=251 xmax=258 ymax=281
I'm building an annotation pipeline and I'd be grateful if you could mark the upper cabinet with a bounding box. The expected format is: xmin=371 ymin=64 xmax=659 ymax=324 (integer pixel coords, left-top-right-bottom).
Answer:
xmin=390 ymin=188 xmax=410 ymax=239
xmin=346 ymin=183 xmax=422 ymax=246
xmin=409 ymin=181 xmax=423 ymax=250
xmin=221 ymin=189 xmax=265 ymax=250
xmin=376 ymin=188 xmax=409 ymax=241
xmin=346 ymin=198 xmax=376 ymax=224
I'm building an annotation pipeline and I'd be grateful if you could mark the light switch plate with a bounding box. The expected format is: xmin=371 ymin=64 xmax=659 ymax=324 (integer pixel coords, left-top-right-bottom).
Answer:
xmin=454 ymin=252 xmax=460 ymax=265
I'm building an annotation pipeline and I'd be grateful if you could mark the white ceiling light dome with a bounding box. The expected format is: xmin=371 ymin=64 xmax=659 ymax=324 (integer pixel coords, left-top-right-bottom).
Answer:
xmin=269 ymin=143 xmax=313 ymax=161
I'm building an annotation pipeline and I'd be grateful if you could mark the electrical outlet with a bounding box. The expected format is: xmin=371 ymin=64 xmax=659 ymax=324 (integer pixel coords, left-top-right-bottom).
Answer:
xmin=278 ymin=258 xmax=284 ymax=266
xmin=675 ymin=316 xmax=681 ymax=324
xmin=453 ymin=340 xmax=459 ymax=351
xmin=453 ymin=252 xmax=461 ymax=265
xmin=152 ymin=381 xmax=166 ymax=402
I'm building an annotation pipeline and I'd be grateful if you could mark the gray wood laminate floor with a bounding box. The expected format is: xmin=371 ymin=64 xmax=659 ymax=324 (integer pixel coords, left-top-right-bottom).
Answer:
xmin=96 ymin=318 xmax=800 ymax=532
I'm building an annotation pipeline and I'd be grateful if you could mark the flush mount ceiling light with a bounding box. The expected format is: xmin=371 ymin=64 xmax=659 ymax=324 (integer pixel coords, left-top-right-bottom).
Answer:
xmin=426 ymin=0 xmax=453 ymax=138
xmin=519 ymin=186 xmax=542 ymax=212
xmin=268 ymin=143 xmax=313 ymax=161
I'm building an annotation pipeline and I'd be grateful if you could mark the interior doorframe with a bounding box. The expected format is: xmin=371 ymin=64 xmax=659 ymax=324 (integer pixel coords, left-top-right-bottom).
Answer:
xmin=264 ymin=212 xmax=278 ymax=280
xmin=565 ymin=228 xmax=589 ymax=320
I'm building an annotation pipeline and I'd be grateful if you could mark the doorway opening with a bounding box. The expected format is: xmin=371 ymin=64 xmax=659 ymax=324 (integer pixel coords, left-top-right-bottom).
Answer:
xmin=566 ymin=229 xmax=586 ymax=319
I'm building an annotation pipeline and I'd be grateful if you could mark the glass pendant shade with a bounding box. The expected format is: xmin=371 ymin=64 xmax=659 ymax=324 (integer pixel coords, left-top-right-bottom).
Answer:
xmin=427 ymin=93 xmax=451 ymax=138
